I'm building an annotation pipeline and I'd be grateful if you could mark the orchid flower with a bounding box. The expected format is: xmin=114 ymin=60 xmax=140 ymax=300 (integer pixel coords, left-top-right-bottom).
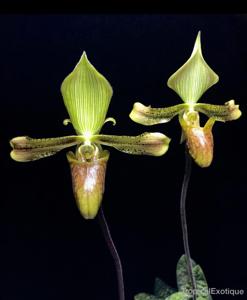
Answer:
xmin=130 ymin=32 xmax=241 ymax=167
xmin=10 ymin=52 xmax=170 ymax=219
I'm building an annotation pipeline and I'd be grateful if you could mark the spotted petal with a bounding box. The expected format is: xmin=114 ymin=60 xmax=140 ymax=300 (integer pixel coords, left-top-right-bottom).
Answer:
xmin=195 ymin=100 xmax=242 ymax=121
xmin=167 ymin=31 xmax=219 ymax=103
xmin=10 ymin=136 xmax=84 ymax=162
xmin=129 ymin=102 xmax=187 ymax=125
xmin=93 ymin=132 xmax=171 ymax=156
xmin=61 ymin=52 xmax=113 ymax=135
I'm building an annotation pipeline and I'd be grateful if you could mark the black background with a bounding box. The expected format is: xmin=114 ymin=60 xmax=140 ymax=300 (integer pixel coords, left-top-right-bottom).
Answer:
xmin=0 ymin=14 xmax=246 ymax=300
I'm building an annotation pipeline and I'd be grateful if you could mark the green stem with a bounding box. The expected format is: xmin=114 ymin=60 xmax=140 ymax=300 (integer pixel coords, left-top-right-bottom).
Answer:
xmin=98 ymin=207 xmax=125 ymax=300
xmin=180 ymin=148 xmax=197 ymax=300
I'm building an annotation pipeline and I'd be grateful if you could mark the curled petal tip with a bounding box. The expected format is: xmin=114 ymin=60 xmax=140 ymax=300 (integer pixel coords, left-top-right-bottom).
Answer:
xmin=104 ymin=117 xmax=117 ymax=126
xmin=225 ymin=100 xmax=242 ymax=120
xmin=10 ymin=149 xmax=27 ymax=162
xmin=63 ymin=119 xmax=71 ymax=126
xmin=129 ymin=102 xmax=157 ymax=125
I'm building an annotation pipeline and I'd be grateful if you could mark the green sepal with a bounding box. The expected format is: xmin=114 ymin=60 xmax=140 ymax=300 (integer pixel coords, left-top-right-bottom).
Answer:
xmin=129 ymin=102 xmax=187 ymax=125
xmin=93 ymin=132 xmax=171 ymax=156
xmin=167 ymin=31 xmax=219 ymax=103
xmin=10 ymin=135 xmax=84 ymax=162
xmin=195 ymin=100 xmax=242 ymax=121
xmin=61 ymin=52 xmax=113 ymax=135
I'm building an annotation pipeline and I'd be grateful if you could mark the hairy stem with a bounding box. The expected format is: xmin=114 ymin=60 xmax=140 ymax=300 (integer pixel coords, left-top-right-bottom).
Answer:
xmin=98 ymin=207 xmax=125 ymax=300
xmin=180 ymin=148 xmax=197 ymax=300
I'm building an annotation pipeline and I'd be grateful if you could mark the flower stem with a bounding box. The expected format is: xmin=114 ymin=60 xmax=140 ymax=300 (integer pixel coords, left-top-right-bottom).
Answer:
xmin=98 ymin=206 xmax=125 ymax=300
xmin=180 ymin=148 xmax=197 ymax=300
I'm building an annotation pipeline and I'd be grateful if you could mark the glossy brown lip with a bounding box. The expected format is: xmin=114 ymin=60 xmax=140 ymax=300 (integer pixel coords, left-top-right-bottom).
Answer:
xmin=67 ymin=149 xmax=110 ymax=219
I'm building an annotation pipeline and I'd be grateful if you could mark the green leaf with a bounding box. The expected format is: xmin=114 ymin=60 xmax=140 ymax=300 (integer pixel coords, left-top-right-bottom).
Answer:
xmin=165 ymin=292 xmax=189 ymax=300
xmin=176 ymin=255 xmax=211 ymax=299
xmin=154 ymin=278 xmax=175 ymax=298
xmin=93 ymin=132 xmax=171 ymax=156
xmin=176 ymin=255 xmax=197 ymax=292
xmin=10 ymin=135 xmax=83 ymax=162
xmin=129 ymin=102 xmax=187 ymax=126
xmin=167 ymin=31 xmax=219 ymax=103
xmin=195 ymin=100 xmax=242 ymax=122
xmin=61 ymin=52 xmax=113 ymax=135
xmin=135 ymin=293 xmax=164 ymax=300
